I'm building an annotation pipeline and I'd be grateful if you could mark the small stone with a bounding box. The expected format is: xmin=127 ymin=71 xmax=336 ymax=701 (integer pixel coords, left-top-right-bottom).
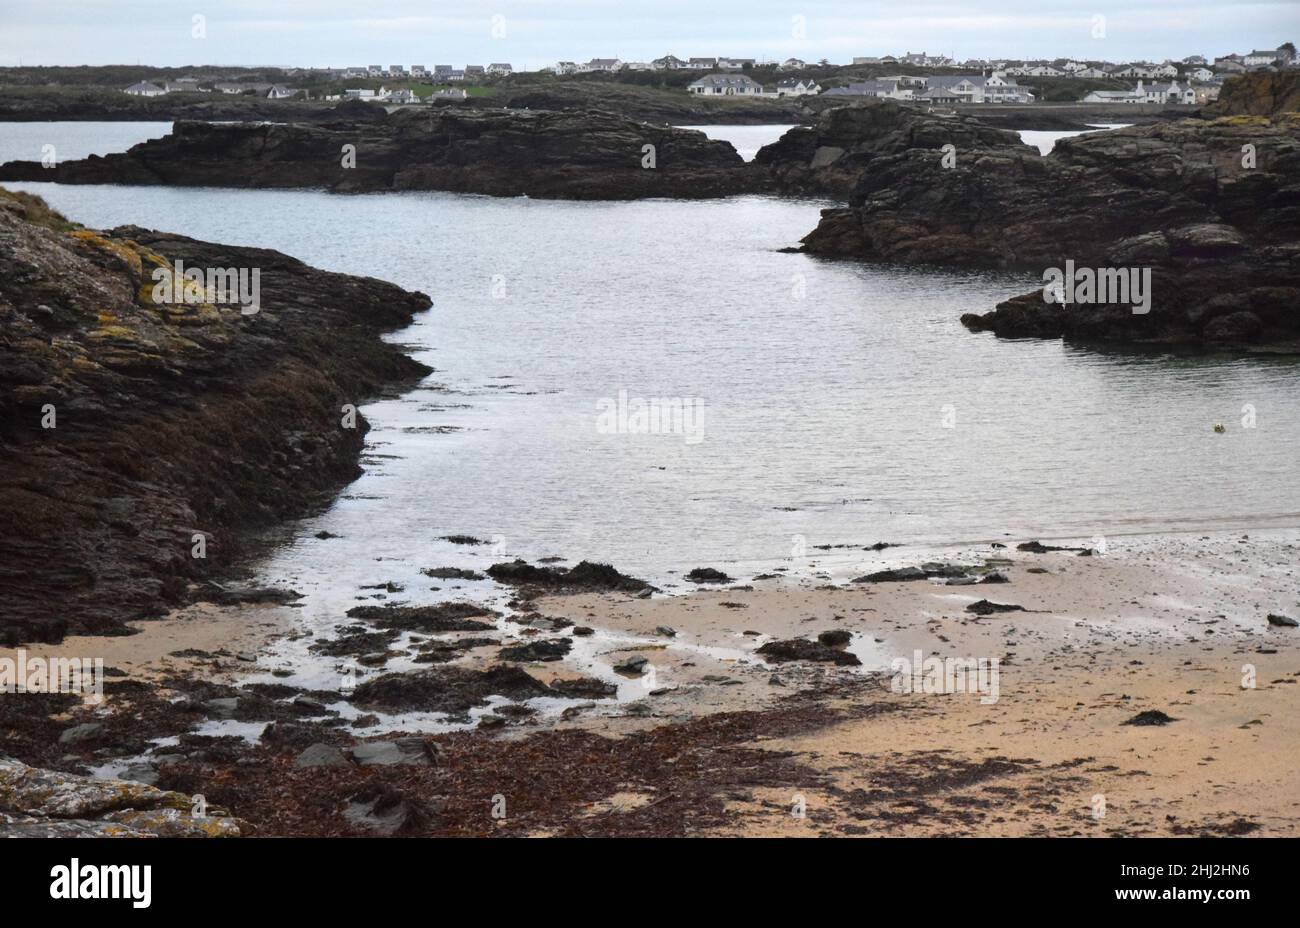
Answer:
xmin=294 ymin=743 xmax=350 ymax=768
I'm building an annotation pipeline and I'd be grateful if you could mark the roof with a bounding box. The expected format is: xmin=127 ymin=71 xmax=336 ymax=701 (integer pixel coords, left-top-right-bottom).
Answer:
xmin=125 ymin=81 xmax=164 ymax=92
xmin=689 ymin=73 xmax=763 ymax=88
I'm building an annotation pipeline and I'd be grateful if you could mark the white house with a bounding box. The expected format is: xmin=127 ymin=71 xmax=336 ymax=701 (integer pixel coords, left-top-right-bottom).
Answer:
xmin=367 ymin=65 xmax=384 ymax=76
xmin=652 ymin=55 xmax=687 ymax=70
xmin=824 ymin=79 xmax=916 ymax=101
xmin=430 ymin=88 xmax=468 ymax=100
xmin=717 ymin=58 xmax=755 ymax=70
xmin=1144 ymin=80 xmax=1194 ymax=104
xmin=487 ymin=63 xmax=513 ymax=75
xmin=1243 ymin=48 xmax=1282 ymax=67
xmin=581 ymin=58 xmax=622 ymax=72
xmin=265 ymin=84 xmax=297 ymax=99
xmin=123 ymin=81 xmax=166 ymax=97
xmin=1080 ymin=86 xmax=1146 ymax=104
xmin=411 ymin=65 xmax=428 ymax=77
xmin=776 ymin=78 xmax=821 ymax=96
xmin=687 ymin=73 xmax=765 ymax=95
xmin=1188 ymin=66 xmax=1214 ymax=82
xmin=1075 ymin=66 xmax=1109 ymax=78
xmin=687 ymin=57 xmax=717 ymax=70
xmin=386 ymin=88 xmax=418 ymax=104
xmin=779 ymin=58 xmax=806 ymax=71
xmin=553 ymin=61 xmax=579 ymax=75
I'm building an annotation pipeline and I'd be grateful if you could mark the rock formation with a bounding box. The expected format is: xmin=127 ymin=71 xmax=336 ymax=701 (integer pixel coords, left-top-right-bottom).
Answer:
xmin=0 ymin=108 xmax=765 ymax=200
xmin=790 ymin=100 xmax=1300 ymax=348
xmin=0 ymin=188 xmax=431 ymax=641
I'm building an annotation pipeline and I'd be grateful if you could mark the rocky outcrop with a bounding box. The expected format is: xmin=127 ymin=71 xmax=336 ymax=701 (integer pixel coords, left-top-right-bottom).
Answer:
xmin=0 ymin=756 xmax=245 ymax=836
xmin=0 ymin=108 xmax=765 ymax=200
xmin=757 ymin=100 xmax=1035 ymax=198
xmin=795 ymin=103 xmax=1300 ymax=348
xmin=1206 ymin=71 xmax=1300 ymax=118
xmin=0 ymin=188 xmax=431 ymax=641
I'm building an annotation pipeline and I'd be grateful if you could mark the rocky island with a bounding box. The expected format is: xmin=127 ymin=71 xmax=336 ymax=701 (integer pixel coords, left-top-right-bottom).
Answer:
xmin=0 ymin=107 xmax=765 ymax=200
xmin=777 ymin=85 xmax=1300 ymax=348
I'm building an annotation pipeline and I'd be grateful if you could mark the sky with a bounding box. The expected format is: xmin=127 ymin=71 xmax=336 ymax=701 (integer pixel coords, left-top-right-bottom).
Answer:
xmin=0 ymin=0 xmax=1296 ymax=69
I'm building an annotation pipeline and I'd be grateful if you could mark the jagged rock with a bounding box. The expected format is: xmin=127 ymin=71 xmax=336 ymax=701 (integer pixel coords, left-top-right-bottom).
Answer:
xmin=349 ymin=665 xmax=554 ymax=713
xmin=0 ymin=756 xmax=243 ymax=836
xmin=1267 ymin=613 xmax=1298 ymax=628
xmin=965 ymin=600 xmax=1027 ymax=615
xmin=344 ymin=602 xmax=495 ymax=632
xmin=685 ymin=567 xmax=732 ymax=583
xmin=788 ymin=101 xmax=1300 ymax=348
xmin=487 ymin=559 xmax=650 ymax=592
xmin=0 ymin=189 xmax=431 ymax=642
xmin=757 ymin=638 xmax=862 ymax=666
xmin=0 ymin=110 xmax=765 ymax=200
xmin=497 ymin=638 xmax=572 ymax=662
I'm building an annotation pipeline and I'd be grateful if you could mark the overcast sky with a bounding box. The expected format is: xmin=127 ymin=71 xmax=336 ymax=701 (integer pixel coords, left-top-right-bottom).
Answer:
xmin=0 ymin=0 xmax=1295 ymax=69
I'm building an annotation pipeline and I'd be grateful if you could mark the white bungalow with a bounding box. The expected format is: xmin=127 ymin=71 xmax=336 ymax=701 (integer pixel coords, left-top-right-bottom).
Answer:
xmin=123 ymin=81 xmax=166 ymax=97
xmin=776 ymin=78 xmax=821 ymax=96
xmin=687 ymin=73 xmax=765 ymax=95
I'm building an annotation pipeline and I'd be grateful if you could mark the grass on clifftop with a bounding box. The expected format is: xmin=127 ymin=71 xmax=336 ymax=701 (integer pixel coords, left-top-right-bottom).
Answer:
xmin=0 ymin=186 xmax=78 ymax=232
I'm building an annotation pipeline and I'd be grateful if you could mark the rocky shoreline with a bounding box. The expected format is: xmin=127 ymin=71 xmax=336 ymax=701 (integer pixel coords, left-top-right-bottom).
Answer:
xmin=0 ymin=187 xmax=431 ymax=642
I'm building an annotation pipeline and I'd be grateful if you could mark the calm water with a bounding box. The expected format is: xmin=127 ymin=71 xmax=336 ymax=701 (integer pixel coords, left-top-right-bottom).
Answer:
xmin=4 ymin=122 xmax=1299 ymax=584
xmin=0 ymin=121 xmax=173 ymax=165
xmin=679 ymin=124 xmax=792 ymax=160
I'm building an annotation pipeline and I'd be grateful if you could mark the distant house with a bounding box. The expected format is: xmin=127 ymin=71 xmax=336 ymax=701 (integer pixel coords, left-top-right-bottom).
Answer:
xmin=163 ymin=79 xmax=205 ymax=93
xmin=1192 ymin=83 xmax=1221 ymax=104
xmin=386 ymin=88 xmax=417 ymax=104
xmin=445 ymin=70 xmax=466 ymax=82
xmin=652 ymin=55 xmax=687 ymax=70
xmin=430 ymin=88 xmax=468 ymax=100
xmin=717 ymin=58 xmax=755 ymax=70
xmin=344 ymin=68 xmax=368 ymax=78
xmin=1143 ymin=80 xmax=1194 ymax=104
xmin=553 ymin=61 xmax=579 ymax=75
xmin=367 ymin=65 xmax=384 ymax=76
xmin=920 ymin=73 xmax=1032 ymax=104
xmin=582 ymin=58 xmax=622 ymax=72
xmin=1215 ymin=58 xmax=1247 ymax=74
xmin=1080 ymin=87 xmax=1146 ymax=104
xmin=1074 ymin=66 xmax=1109 ymax=79
xmin=487 ymin=63 xmax=513 ymax=75
xmin=779 ymin=58 xmax=807 ymax=71
xmin=465 ymin=65 xmax=486 ymax=78
xmin=123 ymin=81 xmax=166 ymax=97
xmin=410 ymin=65 xmax=428 ymax=77
xmin=388 ymin=65 xmax=406 ymax=77
xmin=433 ymin=65 xmax=454 ymax=77
xmin=622 ymin=61 xmax=653 ymax=71
xmin=775 ymin=78 xmax=820 ymax=96
xmin=1182 ymin=54 xmax=1208 ymax=66
xmin=687 ymin=73 xmax=765 ymax=95
xmin=265 ymin=84 xmax=297 ymax=100
xmin=687 ymin=57 xmax=717 ymax=70
xmin=1187 ymin=66 xmax=1214 ymax=82
xmin=343 ymin=88 xmax=380 ymax=101
xmin=1243 ymin=48 xmax=1283 ymax=68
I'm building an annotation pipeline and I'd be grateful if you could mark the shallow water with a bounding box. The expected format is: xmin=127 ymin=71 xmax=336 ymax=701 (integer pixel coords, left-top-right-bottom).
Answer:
xmin=6 ymin=121 xmax=1300 ymax=732
xmin=678 ymin=124 xmax=793 ymax=160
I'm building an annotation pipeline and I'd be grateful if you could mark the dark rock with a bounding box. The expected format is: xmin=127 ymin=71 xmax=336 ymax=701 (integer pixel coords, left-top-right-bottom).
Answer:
xmin=613 ymin=655 xmax=650 ymax=675
xmin=0 ymin=190 xmax=432 ymax=642
xmin=1 ymin=110 xmax=765 ymax=201
xmin=497 ymin=638 xmax=573 ymax=662
xmin=965 ymin=600 xmax=1027 ymax=616
xmin=757 ymin=638 xmax=862 ymax=666
xmin=817 ymin=630 xmax=852 ymax=648
xmin=685 ymin=567 xmax=732 ymax=583
xmin=487 ymin=559 xmax=649 ymax=592
xmin=345 ymin=602 xmax=495 ymax=632
xmin=349 ymin=737 xmax=437 ymax=767
xmin=349 ymin=665 xmax=554 ymax=713
xmin=1266 ymin=613 xmax=1298 ymax=628
xmin=1122 ymin=710 xmax=1178 ymax=726
xmin=792 ymin=101 xmax=1300 ymax=349
xmin=548 ymin=677 xmax=618 ymax=699
xmin=421 ymin=567 xmax=485 ymax=580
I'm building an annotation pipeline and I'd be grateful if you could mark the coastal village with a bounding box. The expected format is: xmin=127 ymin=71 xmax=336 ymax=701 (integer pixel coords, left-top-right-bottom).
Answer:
xmin=118 ymin=43 xmax=1297 ymax=108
